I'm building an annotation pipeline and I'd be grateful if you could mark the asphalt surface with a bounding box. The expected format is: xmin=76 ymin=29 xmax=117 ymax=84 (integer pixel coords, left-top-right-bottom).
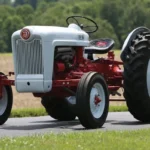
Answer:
xmin=1 ymin=112 xmax=150 ymax=138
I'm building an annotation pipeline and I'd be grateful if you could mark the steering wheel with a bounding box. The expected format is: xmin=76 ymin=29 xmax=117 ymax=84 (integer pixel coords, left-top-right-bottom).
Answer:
xmin=66 ymin=16 xmax=98 ymax=34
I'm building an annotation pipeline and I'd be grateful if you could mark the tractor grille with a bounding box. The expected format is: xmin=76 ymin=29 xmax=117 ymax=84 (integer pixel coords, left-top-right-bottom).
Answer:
xmin=15 ymin=39 xmax=43 ymax=75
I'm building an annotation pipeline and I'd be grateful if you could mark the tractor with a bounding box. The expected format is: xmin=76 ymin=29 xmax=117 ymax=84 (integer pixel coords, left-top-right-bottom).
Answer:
xmin=0 ymin=16 xmax=149 ymax=129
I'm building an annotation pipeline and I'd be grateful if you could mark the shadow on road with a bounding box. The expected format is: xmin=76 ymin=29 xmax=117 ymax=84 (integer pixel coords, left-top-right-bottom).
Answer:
xmin=0 ymin=119 xmax=148 ymax=131
xmin=0 ymin=120 xmax=81 ymax=131
xmin=111 ymin=121 xmax=149 ymax=125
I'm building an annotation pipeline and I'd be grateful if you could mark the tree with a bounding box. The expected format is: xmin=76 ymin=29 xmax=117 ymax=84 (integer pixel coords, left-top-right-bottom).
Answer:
xmin=91 ymin=19 xmax=119 ymax=48
xmin=16 ymin=4 xmax=34 ymax=25
xmin=0 ymin=5 xmax=16 ymax=52
xmin=100 ymin=0 xmax=124 ymax=48
xmin=0 ymin=19 xmax=7 ymax=52
xmin=0 ymin=5 xmax=15 ymax=19
xmin=0 ymin=0 xmax=149 ymax=51
xmin=14 ymin=0 xmax=24 ymax=5
xmin=0 ymin=0 xmax=11 ymax=5
xmin=2 ymin=16 xmax=25 ymax=52
xmin=14 ymin=0 xmax=37 ymax=9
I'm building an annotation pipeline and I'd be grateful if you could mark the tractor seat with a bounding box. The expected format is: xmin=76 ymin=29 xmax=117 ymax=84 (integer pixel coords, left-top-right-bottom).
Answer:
xmin=84 ymin=38 xmax=115 ymax=54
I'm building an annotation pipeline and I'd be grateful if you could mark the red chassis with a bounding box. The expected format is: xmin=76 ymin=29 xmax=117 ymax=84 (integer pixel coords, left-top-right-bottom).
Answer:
xmin=0 ymin=47 xmax=123 ymax=101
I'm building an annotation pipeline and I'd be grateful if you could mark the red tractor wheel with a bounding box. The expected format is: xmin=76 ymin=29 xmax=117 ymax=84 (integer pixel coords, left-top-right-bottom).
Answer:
xmin=0 ymin=73 xmax=13 ymax=125
xmin=76 ymin=72 xmax=109 ymax=129
xmin=123 ymin=31 xmax=150 ymax=122
xmin=41 ymin=96 xmax=76 ymax=121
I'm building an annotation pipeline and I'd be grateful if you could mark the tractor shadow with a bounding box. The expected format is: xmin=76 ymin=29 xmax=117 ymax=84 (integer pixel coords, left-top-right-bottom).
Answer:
xmin=1 ymin=119 xmax=149 ymax=131
xmin=0 ymin=119 xmax=82 ymax=131
xmin=110 ymin=120 xmax=149 ymax=125
xmin=1 ymin=119 xmax=117 ymax=131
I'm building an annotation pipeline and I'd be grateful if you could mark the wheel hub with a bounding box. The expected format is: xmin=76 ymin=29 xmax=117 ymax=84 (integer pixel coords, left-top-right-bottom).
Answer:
xmin=90 ymin=83 xmax=105 ymax=119
xmin=94 ymin=95 xmax=101 ymax=105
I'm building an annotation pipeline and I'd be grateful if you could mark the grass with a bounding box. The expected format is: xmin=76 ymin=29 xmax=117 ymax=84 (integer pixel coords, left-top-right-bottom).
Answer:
xmin=0 ymin=53 xmax=12 ymax=56
xmin=10 ymin=108 xmax=47 ymax=118
xmin=0 ymin=129 xmax=150 ymax=150
xmin=10 ymin=105 xmax=128 ymax=118
xmin=109 ymin=105 xmax=127 ymax=112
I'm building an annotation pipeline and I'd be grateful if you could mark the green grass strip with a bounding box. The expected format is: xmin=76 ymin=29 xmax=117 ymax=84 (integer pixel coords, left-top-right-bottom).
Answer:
xmin=0 ymin=129 xmax=150 ymax=150
xmin=0 ymin=53 xmax=12 ymax=56
xmin=109 ymin=105 xmax=128 ymax=112
xmin=10 ymin=108 xmax=47 ymax=118
xmin=10 ymin=105 xmax=128 ymax=118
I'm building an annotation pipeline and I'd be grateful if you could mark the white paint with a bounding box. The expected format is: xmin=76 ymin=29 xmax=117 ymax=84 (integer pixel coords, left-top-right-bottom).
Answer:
xmin=121 ymin=29 xmax=136 ymax=52
xmin=90 ymin=83 xmax=105 ymax=119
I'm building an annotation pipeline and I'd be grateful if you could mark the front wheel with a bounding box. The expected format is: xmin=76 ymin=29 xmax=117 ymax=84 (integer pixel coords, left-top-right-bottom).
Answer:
xmin=76 ymin=72 xmax=109 ymax=129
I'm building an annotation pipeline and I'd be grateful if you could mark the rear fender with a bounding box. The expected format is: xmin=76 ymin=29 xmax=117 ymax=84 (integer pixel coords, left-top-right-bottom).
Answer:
xmin=121 ymin=27 xmax=150 ymax=61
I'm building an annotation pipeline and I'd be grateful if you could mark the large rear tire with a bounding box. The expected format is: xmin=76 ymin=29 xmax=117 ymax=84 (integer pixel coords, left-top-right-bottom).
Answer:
xmin=123 ymin=31 xmax=150 ymax=122
xmin=41 ymin=96 xmax=76 ymax=121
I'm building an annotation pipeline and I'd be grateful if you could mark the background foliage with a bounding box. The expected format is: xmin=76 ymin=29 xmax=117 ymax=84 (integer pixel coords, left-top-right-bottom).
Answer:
xmin=0 ymin=0 xmax=149 ymax=52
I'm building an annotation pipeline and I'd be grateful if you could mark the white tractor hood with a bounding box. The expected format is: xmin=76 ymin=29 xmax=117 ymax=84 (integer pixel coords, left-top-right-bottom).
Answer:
xmin=13 ymin=24 xmax=89 ymax=44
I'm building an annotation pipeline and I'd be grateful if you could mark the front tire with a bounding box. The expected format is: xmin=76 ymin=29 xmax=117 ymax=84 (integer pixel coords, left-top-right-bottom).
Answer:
xmin=123 ymin=31 xmax=150 ymax=122
xmin=76 ymin=72 xmax=109 ymax=129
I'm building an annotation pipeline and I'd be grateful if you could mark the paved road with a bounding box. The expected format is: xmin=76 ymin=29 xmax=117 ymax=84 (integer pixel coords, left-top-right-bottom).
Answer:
xmin=1 ymin=112 xmax=150 ymax=138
